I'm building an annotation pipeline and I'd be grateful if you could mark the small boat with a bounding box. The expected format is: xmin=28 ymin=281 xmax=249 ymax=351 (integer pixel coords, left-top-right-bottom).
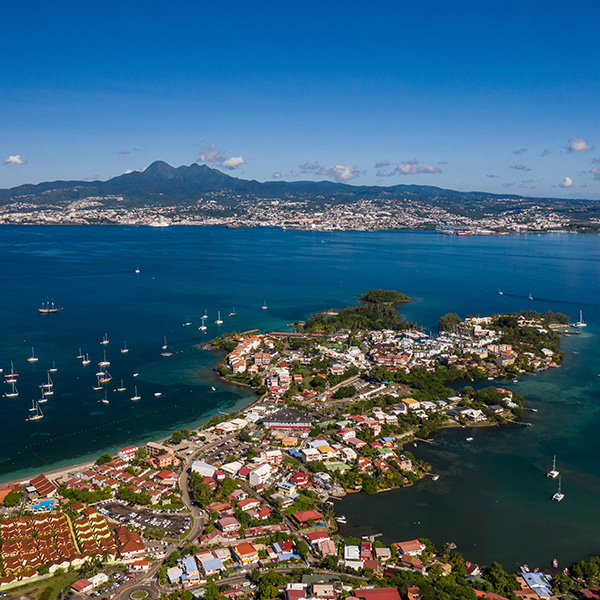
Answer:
xmin=26 ymin=400 xmax=44 ymax=421
xmin=215 ymin=311 xmax=223 ymax=325
xmin=42 ymin=388 xmax=53 ymax=397
xmin=573 ymin=310 xmax=587 ymax=328
xmin=135 ymin=266 xmax=140 ymax=274
xmin=27 ymin=347 xmax=39 ymax=363
xmin=154 ymin=392 xmax=162 ymax=397
xmin=162 ymin=335 xmax=168 ymax=350
xmin=48 ymin=361 xmax=58 ymax=373
xmin=100 ymin=333 xmax=109 ymax=345
xmin=498 ymin=289 xmax=504 ymax=295
xmin=117 ymin=379 xmax=126 ymax=392
xmin=553 ymin=559 xmax=559 ymax=568
xmin=466 ymin=437 xmax=474 ymax=441
xmin=160 ymin=351 xmax=173 ymax=357
xmin=432 ymin=474 xmax=440 ymax=481
xmin=198 ymin=316 xmax=207 ymax=331
xmin=552 ymin=476 xmax=564 ymax=502
xmin=487 ymin=376 xmax=494 ymax=381
xmin=99 ymin=371 xmax=112 ymax=384
xmin=38 ymin=387 xmax=48 ymax=401
xmin=261 ymin=300 xmax=268 ymax=310
xmin=183 ymin=316 xmax=192 ymax=326
xmin=121 ymin=341 xmax=129 ymax=353
xmin=42 ymin=373 xmax=53 ymax=388
xmin=99 ymin=351 xmax=110 ymax=368
xmin=335 ymin=516 xmax=347 ymax=523
xmin=131 ymin=386 xmax=141 ymax=401
xmin=93 ymin=375 xmax=103 ymax=391
xmin=100 ymin=391 xmax=109 ymax=404
xmin=528 ymin=293 xmax=533 ymax=300
xmin=547 ymin=455 xmax=559 ymax=479
xmin=4 ymin=361 xmax=18 ymax=381
xmin=229 ymin=306 xmax=237 ymax=317
xmin=4 ymin=381 xmax=18 ymax=398
xmin=82 ymin=353 xmax=91 ymax=366
xmin=211 ymin=386 xmax=216 ymax=391
xmin=513 ymin=379 xmax=518 ymax=383
xmin=133 ymin=372 xmax=139 ymax=377
xmin=76 ymin=348 xmax=84 ymax=359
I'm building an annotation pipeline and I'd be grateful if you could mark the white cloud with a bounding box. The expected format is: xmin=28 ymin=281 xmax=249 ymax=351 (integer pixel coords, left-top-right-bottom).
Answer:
xmin=375 ymin=160 xmax=390 ymax=168
xmin=522 ymin=179 xmax=533 ymax=184
xmin=317 ymin=164 xmax=360 ymax=182
xmin=568 ymin=137 xmax=594 ymax=152
xmin=591 ymin=167 xmax=600 ymax=181
xmin=502 ymin=182 xmax=516 ymax=188
xmin=558 ymin=176 xmax=573 ymax=188
xmin=124 ymin=169 xmax=139 ymax=174
xmin=289 ymin=170 xmax=298 ymax=177
xmin=513 ymin=148 xmax=527 ymax=155
xmin=395 ymin=160 xmax=441 ymax=175
xmin=199 ymin=144 xmax=226 ymax=163
xmin=510 ymin=164 xmax=531 ymax=171
xmin=376 ymin=171 xmax=396 ymax=177
xmin=300 ymin=162 xmax=320 ymax=172
xmin=4 ymin=154 xmax=26 ymax=165
xmin=271 ymin=172 xmax=282 ymax=179
xmin=221 ymin=156 xmax=245 ymax=169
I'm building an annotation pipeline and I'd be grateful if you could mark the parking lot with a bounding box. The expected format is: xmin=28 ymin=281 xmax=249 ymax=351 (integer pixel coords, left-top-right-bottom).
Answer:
xmin=202 ymin=438 xmax=249 ymax=464
xmin=98 ymin=501 xmax=190 ymax=537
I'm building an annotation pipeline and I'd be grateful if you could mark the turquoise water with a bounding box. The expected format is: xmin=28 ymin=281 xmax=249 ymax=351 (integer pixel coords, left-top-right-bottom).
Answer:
xmin=1 ymin=226 xmax=600 ymax=567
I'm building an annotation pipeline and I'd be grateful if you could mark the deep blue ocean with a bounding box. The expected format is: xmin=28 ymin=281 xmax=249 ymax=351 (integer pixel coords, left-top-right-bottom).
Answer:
xmin=1 ymin=226 xmax=600 ymax=568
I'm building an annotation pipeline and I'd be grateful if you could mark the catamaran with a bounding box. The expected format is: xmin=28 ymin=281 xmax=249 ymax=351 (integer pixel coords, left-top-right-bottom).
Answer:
xmin=26 ymin=400 xmax=44 ymax=421
xmin=215 ymin=311 xmax=223 ymax=325
xmin=4 ymin=361 xmax=18 ymax=381
xmin=131 ymin=386 xmax=141 ymax=401
xmin=552 ymin=476 xmax=564 ymax=502
xmin=4 ymin=381 xmax=18 ymax=398
xmin=547 ymin=455 xmax=559 ymax=478
xmin=27 ymin=347 xmax=39 ymax=363
xmin=121 ymin=341 xmax=129 ymax=353
xmin=100 ymin=333 xmax=109 ymax=345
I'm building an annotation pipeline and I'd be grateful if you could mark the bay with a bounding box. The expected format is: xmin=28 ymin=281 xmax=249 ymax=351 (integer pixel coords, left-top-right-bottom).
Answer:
xmin=1 ymin=226 xmax=600 ymax=568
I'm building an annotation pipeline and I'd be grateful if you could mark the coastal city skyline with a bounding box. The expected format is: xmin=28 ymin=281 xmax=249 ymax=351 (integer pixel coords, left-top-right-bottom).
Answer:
xmin=2 ymin=1 xmax=600 ymax=198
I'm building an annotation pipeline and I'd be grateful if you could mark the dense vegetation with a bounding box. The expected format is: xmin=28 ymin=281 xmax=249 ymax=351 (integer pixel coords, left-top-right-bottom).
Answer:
xmin=303 ymin=302 xmax=413 ymax=334
xmin=360 ymin=289 xmax=410 ymax=304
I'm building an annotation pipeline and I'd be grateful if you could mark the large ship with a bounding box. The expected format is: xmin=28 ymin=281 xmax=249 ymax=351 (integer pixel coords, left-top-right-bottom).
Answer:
xmin=38 ymin=299 xmax=61 ymax=314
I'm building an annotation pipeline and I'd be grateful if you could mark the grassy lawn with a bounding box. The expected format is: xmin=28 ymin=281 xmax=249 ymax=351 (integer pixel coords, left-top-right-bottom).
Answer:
xmin=6 ymin=570 xmax=80 ymax=600
xmin=130 ymin=591 xmax=149 ymax=599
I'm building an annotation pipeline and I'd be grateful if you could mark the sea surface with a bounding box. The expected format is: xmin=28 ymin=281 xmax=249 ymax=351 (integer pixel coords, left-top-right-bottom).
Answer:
xmin=1 ymin=226 xmax=600 ymax=568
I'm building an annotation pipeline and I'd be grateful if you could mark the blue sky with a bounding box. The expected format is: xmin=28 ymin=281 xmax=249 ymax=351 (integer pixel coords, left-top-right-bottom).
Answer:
xmin=2 ymin=1 xmax=599 ymax=198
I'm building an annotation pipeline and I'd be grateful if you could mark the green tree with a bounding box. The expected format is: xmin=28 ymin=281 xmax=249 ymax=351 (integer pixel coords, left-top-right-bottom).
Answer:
xmin=438 ymin=312 xmax=461 ymax=332
xmin=3 ymin=491 xmax=21 ymax=507
xmin=95 ymin=453 xmax=113 ymax=465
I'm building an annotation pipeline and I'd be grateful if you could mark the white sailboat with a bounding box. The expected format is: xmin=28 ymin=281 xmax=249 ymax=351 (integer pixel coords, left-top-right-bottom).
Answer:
xmin=38 ymin=386 xmax=48 ymax=402
xmin=160 ymin=336 xmax=173 ymax=356
xmin=93 ymin=375 xmax=103 ymax=391
xmin=82 ymin=353 xmax=91 ymax=366
xmin=26 ymin=400 xmax=44 ymax=421
xmin=528 ymin=293 xmax=533 ymax=301
xmin=573 ymin=310 xmax=587 ymax=328
xmin=27 ymin=347 xmax=39 ymax=363
xmin=49 ymin=361 xmax=58 ymax=373
xmin=121 ymin=341 xmax=129 ymax=353
xmin=261 ymin=300 xmax=268 ymax=310
xmin=162 ymin=335 xmax=168 ymax=350
xmin=552 ymin=476 xmax=564 ymax=502
xmin=99 ymin=351 xmax=110 ymax=368
xmin=215 ymin=311 xmax=223 ymax=325
xmin=198 ymin=316 xmax=207 ymax=331
xmin=135 ymin=266 xmax=140 ymax=274
xmin=4 ymin=381 xmax=18 ymax=398
xmin=42 ymin=373 xmax=53 ymax=388
xmin=76 ymin=348 xmax=84 ymax=359
xmin=100 ymin=390 xmax=109 ymax=404
xmin=131 ymin=386 xmax=141 ymax=401
xmin=229 ymin=306 xmax=236 ymax=317
xmin=183 ymin=316 xmax=192 ymax=326
xmin=100 ymin=332 xmax=109 ymax=345
xmin=547 ymin=455 xmax=559 ymax=478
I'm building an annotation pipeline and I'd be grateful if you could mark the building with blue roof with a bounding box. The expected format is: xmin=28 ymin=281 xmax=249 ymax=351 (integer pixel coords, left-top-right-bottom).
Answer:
xmin=200 ymin=557 xmax=225 ymax=576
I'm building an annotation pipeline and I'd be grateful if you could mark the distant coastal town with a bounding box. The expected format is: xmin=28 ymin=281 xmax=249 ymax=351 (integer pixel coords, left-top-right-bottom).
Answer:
xmin=2 ymin=291 xmax=594 ymax=600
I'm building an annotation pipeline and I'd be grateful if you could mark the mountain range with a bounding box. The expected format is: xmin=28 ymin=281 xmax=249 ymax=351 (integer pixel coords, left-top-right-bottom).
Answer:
xmin=1 ymin=161 xmax=598 ymax=218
